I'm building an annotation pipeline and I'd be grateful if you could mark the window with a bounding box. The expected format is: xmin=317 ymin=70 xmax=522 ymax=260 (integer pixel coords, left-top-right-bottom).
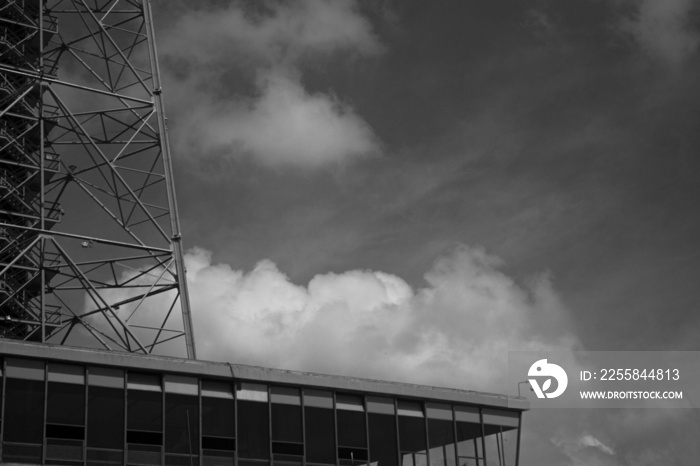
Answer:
xmin=271 ymin=386 xmax=303 ymax=462
xmin=336 ymin=393 xmax=367 ymax=466
xmin=455 ymin=406 xmax=482 ymax=466
xmin=202 ymin=379 xmax=235 ymax=465
xmin=398 ymin=401 xmax=426 ymax=466
xmin=127 ymin=372 xmax=163 ymax=466
xmin=367 ymin=396 xmax=398 ymax=466
xmin=165 ymin=375 xmax=199 ymax=465
xmin=482 ymin=409 xmax=520 ymax=466
xmin=4 ymin=359 xmax=45 ymax=443
xmin=46 ymin=364 xmax=86 ymax=463
xmin=237 ymin=383 xmax=269 ymax=461
xmin=88 ymin=367 xmax=125 ymax=450
xmin=426 ymin=404 xmax=455 ymax=466
xmin=304 ymin=389 xmax=335 ymax=466
xmin=47 ymin=364 xmax=85 ymax=429
xmin=128 ymin=373 xmax=163 ymax=437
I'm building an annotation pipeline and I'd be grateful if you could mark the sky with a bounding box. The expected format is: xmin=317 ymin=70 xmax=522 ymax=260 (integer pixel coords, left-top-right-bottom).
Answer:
xmin=145 ymin=0 xmax=700 ymax=464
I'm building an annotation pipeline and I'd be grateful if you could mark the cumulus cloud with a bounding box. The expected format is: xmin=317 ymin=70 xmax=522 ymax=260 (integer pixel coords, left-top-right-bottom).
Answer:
xmin=160 ymin=0 xmax=382 ymax=169
xmin=619 ymin=0 xmax=699 ymax=65
xmin=181 ymin=72 xmax=379 ymax=168
xmin=187 ymin=244 xmax=577 ymax=392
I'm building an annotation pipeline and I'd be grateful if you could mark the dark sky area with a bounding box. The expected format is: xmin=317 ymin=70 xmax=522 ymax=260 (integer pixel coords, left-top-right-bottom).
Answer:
xmin=148 ymin=1 xmax=700 ymax=464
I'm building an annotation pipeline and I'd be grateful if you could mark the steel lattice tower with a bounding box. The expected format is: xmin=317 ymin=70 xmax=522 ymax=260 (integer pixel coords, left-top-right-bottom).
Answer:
xmin=0 ymin=0 xmax=196 ymax=358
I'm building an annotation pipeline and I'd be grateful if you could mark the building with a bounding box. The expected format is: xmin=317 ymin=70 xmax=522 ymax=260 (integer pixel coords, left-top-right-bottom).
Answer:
xmin=0 ymin=340 xmax=526 ymax=466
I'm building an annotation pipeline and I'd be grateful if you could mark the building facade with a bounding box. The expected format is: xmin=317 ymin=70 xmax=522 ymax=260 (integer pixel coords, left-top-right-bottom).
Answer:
xmin=0 ymin=341 xmax=526 ymax=466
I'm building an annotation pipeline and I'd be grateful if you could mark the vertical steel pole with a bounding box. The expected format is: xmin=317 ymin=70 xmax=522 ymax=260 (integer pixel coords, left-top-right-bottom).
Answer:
xmin=451 ymin=406 xmax=459 ymax=466
xmin=39 ymin=0 xmax=47 ymax=343
xmin=394 ymin=398 xmax=401 ymax=466
xmin=83 ymin=367 xmax=88 ymax=464
xmin=423 ymin=403 xmax=430 ymax=466
xmin=479 ymin=409 xmax=487 ymax=466
xmin=142 ymin=0 xmax=196 ymax=359
xmin=514 ymin=414 xmax=522 ymax=466
xmin=42 ymin=361 xmax=48 ymax=464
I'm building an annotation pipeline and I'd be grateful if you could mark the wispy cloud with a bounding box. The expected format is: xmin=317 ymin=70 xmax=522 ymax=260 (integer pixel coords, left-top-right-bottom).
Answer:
xmin=618 ymin=0 xmax=699 ymax=66
xmin=551 ymin=433 xmax=618 ymax=466
xmin=160 ymin=0 xmax=383 ymax=169
xmin=163 ymin=0 xmax=382 ymax=66
xmin=579 ymin=434 xmax=616 ymax=456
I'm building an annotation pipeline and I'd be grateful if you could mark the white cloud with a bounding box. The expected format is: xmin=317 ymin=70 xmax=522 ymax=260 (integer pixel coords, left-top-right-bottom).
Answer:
xmin=579 ymin=435 xmax=616 ymax=456
xmin=619 ymin=0 xmax=699 ymax=65
xmin=160 ymin=0 xmax=383 ymax=169
xmin=188 ymin=244 xmax=577 ymax=392
xmin=181 ymin=72 xmax=379 ymax=168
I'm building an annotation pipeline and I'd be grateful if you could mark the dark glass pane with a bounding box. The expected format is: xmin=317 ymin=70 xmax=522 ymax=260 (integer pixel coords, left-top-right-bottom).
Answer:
xmin=127 ymin=431 xmax=163 ymax=445
xmin=127 ymin=443 xmax=162 ymax=465
xmin=87 ymin=447 xmax=124 ymax=465
xmin=368 ymin=413 xmax=398 ymax=466
xmin=46 ymin=424 xmax=85 ymax=440
xmin=271 ymin=403 xmax=302 ymax=443
xmin=47 ymin=382 xmax=85 ymax=426
xmin=455 ymin=422 xmax=480 ymax=458
xmin=455 ymin=422 xmax=480 ymax=443
xmin=337 ymin=410 xmax=366 ymax=448
xmin=202 ymin=397 xmax=234 ymax=438
xmin=165 ymin=393 xmax=199 ymax=454
xmin=88 ymin=386 xmax=125 ymax=448
xmin=238 ymin=400 xmax=269 ymax=459
xmin=272 ymin=441 xmax=304 ymax=456
xmin=128 ymin=389 xmax=162 ymax=432
xmin=484 ymin=429 xmax=517 ymax=466
xmin=428 ymin=420 xmax=455 ymax=466
xmin=338 ymin=447 xmax=368 ymax=461
xmin=45 ymin=437 xmax=84 ymax=461
xmin=4 ymin=378 xmax=44 ymax=443
xmin=399 ymin=416 xmax=426 ymax=452
xmin=238 ymin=460 xmax=269 ymax=466
xmin=202 ymin=437 xmax=235 ymax=451
xmin=304 ymin=406 xmax=335 ymax=464
xmin=166 ymin=453 xmax=199 ymax=466
xmin=428 ymin=419 xmax=454 ymax=448
xmin=273 ymin=455 xmax=303 ymax=466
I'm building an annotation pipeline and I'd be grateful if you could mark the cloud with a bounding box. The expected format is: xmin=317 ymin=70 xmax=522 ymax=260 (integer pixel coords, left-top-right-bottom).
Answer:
xmin=163 ymin=0 xmax=382 ymax=67
xmin=579 ymin=435 xmax=616 ymax=455
xmin=551 ymin=433 xmax=618 ymax=466
xmin=179 ymin=72 xmax=380 ymax=169
xmin=160 ymin=0 xmax=383 ymax=169
xmin=187 ymin=244 xmax=577 ymax=392
xmin=618 ymin=0 xmax=699 ymax=65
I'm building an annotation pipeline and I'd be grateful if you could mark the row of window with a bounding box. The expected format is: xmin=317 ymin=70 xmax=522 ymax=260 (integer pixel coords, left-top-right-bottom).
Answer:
xmin=0 ymin=357 xmax=521 ymax=466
